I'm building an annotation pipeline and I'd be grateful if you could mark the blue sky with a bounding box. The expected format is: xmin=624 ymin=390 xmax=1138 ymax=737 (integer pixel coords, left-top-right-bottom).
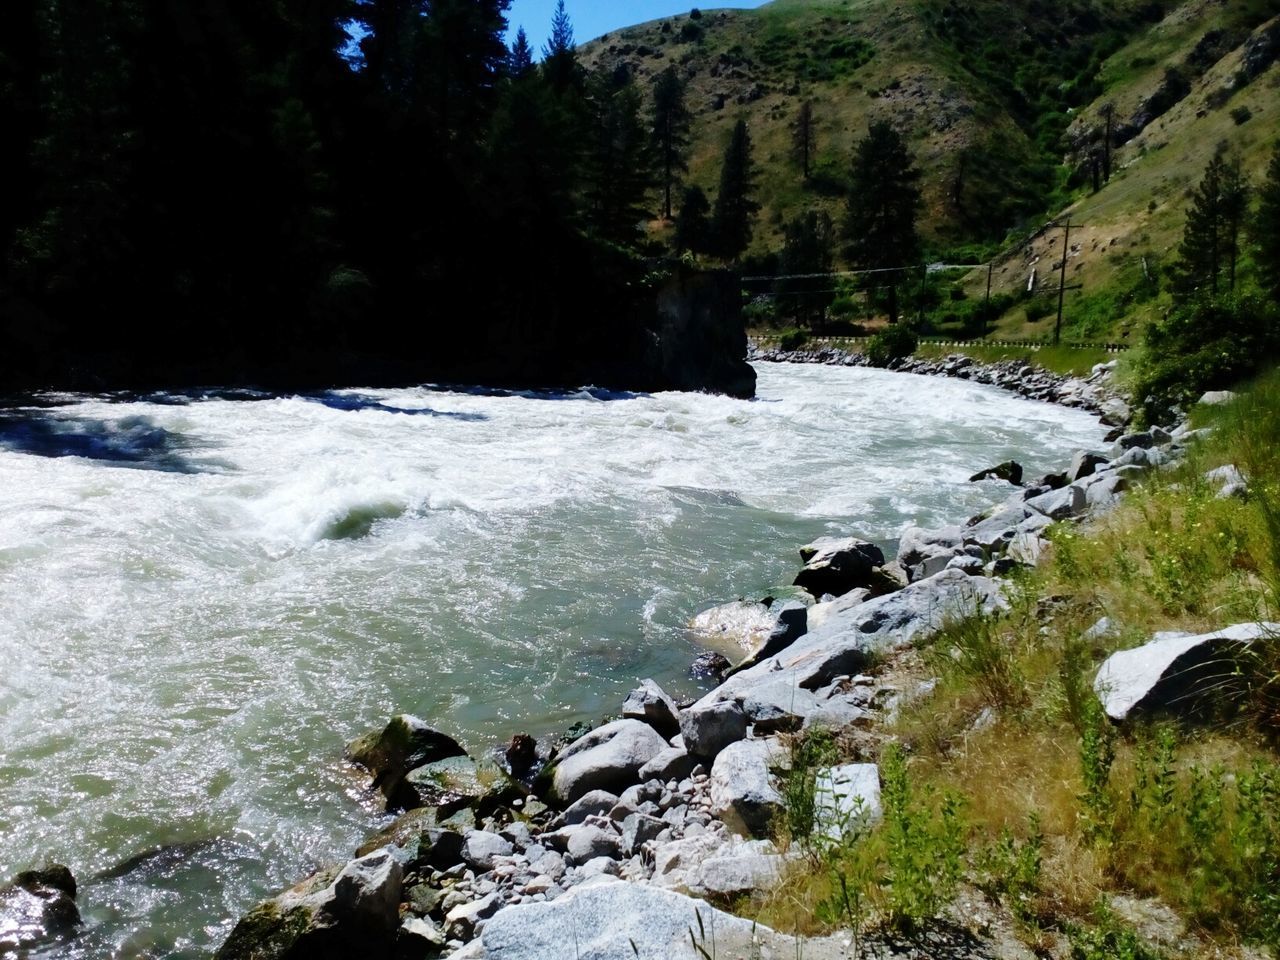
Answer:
xmin=506 ymin=1 xmax=771 ymax=54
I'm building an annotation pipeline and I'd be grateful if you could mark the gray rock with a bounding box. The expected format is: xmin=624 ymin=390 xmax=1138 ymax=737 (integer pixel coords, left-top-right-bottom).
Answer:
xmin=622 ymin=679 xmax=682 ymax=738
xmin=695 ymin=570 xmax=1008 ymax=720
xmin=1100 ymin=397 xmax=1132 ymax=427
xmin=468 ymin=880 xmax=836 ymax=960
xmin=1026 ymin=483 xmax=1086 ymax=520
xmin=686 ymin=600 xmax=774 ymax=661
xmin=1084 ymin=472 xmax=1129 ymax=508
xmin=679 ymin=699 xmax=748 ymax=760
xmin=709 ymin=738 xmax=786 ymax=836
xmin=562 ymin=824 xmax=623 ymax=865
xmin=687 ymin=851 xmax=789 ymax=897
xmin=814 ymin=764 xmax=881 ymax=842
xmin=1206 ymin=464 xmax=1247 ymax=499
xmin=1007 ymin=531 xmax=1049 ymax=566
xmin=897 ymin=525 xmax=964 ymax=583
xmin=1198 ymin=390 xmax=1237 ymax=406
xmin=963 ymin=506 xmax=1033 ymax=554
xmin=946 ymin=554 xmax=986 ymax=575
xmin=463 ymin=831 xmax=514 ymax=872
xmin=216 ymin=849 xmax=404 ymax=960
xmin=620 ymin=813 xmax=667 ymax=856
xmin=578 ymin=857 xmax=621 ymax=880
xmin=546 ymin=720 xmax=668 ymax=805
xmin=968 ymin=460 xmax=1023 ymax=485
xmin=794 ymin=536 xmax=886 ymax=598
xmin=445 ymin=892 xmax=500 ymax=937
xmin=399 ymin=915 xmax=445 ymax=952
xmin=638 ymin=746 xmax=694 ymax=783
xmin=1069 ymin=450 xmax=1110 ymax=481
xmin=1094 ymin=622 xmax=1280 ymax=720
xmin=805 ymin=590 xmax=870 ymax=632
xmin=345 ymin=715 xmax=468 ymax=810
xmin=1119 ymin=431 xmax=1155 ymax=450
xmin=1082 ymin=617 xmax=1119 ymax=642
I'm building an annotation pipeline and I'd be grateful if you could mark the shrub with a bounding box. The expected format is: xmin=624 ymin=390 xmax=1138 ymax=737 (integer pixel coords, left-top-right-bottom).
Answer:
xmin=865 ymin=324 xmax=918 ymax=366
xmin=778 ymin=326 xmax=810 ymax=351
xmin=1231 ymin=105 xmax=1253 ymax=125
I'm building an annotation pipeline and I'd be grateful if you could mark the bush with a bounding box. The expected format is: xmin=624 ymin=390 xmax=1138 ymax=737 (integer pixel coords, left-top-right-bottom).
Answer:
xmin=1133 ymin=294 xmax=1280 ymax=423
xmin=778 ymin=326 xmax=810 ymax=351
xmin=1231 ymin=105 xmax=1253 ymax=125
xmin=865 ymin=324 xmax=918 ymax=366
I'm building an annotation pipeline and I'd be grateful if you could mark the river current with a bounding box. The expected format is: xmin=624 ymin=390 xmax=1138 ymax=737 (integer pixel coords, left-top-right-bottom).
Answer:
xmin=0 ymin=362 xmax=1106 ymax=957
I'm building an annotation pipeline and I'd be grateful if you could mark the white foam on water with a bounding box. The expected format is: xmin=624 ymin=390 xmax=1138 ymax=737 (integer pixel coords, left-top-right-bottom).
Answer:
xmin=0 ymin=363 xmax=1106 ymax=957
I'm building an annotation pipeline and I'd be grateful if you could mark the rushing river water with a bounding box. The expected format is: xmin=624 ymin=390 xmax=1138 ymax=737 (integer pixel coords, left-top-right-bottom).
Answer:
xmin=0 ymin=362 xmax=1106 ymax=957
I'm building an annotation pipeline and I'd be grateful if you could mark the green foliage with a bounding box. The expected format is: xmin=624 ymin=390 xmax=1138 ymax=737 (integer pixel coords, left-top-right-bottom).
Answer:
xmin=775 ymin=209 xmax=835 ymax=329
xmin=977 ymin=816 xmax=1044 ymax=927
xmin=1078 ymin=694 xmax=1116 ymax=844
xmin=778 ymin=326 xmax=810 ymax=351
xmin=1254 ymin=141 xmax=1280 ymax=301
xmin=651 ymin=66 xmax=692 ymax=219
xmin=1173 ymin=151 xmax=1250 ymax=301
xmin=879 ymin=744 xmax=966 ymax=932
xmin=711 ymin=119 xmax=760 ymax=261
xmin=865 ymin=324 xmax=918 ymax=366
xmin=1133 ymin=294 xmax=1280 ymax=423
xmin=927 ymin=614 xmax=1030 ymax=713
xmin=1068 ymin=905 xmax=1165 ymax=960
xmin=780 ymin=729 xmax=839 ymax=845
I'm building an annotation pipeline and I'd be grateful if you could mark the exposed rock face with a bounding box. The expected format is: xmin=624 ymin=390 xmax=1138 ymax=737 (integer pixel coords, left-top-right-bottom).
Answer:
xmin=0 ymin=865 xmax=80 ymax=953
xmin=215 ymin=850 xmax=403 ymax=960
xmin=1094 ymin=623 xmax=1280 ymax=720
xmin=545 ymin=719 xmax=668 ymax=805
xmin=647 ymin=267 xmax=756 ymax=399
xmin=345 ymin=715 xmax=467 ymax=810
xmin=793 ymin=536 xmax=886 ymax=598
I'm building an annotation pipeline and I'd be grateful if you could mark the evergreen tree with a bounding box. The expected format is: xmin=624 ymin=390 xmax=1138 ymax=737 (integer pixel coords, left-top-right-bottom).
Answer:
xmin=791 ymin=100 xmax=816 ymax=181
xmin=421 ymin=0 xmax=511 ymax=147
xmin=1175 ymin=151 xmax=1249 ymax=300
xmin=583 ymin=68 xmax=653 ymax=247
xmin=776 ymin=209 xmax=835 ymax=328
xmin=674 ymin=185 xmax=712 ymax=255
xmin=509 ymin=26 xmax=534 ymax=78
xmin=651 ymin=66 xmax=691 ymax=220
xmin=711 ymin=119 xmax=759 ymax=261
xmin=1255 ymin=141 xmax=1280 ymax=301
xmin=541 ymin=0 xmax=581 ymax=94
xmin=843 ymin=121 xmax=921 ymax=324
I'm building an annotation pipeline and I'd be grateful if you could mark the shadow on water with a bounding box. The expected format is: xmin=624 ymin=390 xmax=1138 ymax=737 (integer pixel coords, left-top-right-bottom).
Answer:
xmin=0 ymin=412 xmax=218 ymax=474
xmin=302 ymin=392 xmax=488 ymax=421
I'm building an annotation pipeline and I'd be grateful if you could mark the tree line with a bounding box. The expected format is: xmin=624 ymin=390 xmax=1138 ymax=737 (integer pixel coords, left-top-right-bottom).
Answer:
xmin=0 ymin=0 xmax=767 ymax=391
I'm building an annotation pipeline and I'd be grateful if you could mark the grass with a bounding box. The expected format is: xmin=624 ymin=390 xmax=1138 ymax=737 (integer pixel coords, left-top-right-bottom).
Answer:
xmin=743 ymin=366 xmax=1280 ymax=956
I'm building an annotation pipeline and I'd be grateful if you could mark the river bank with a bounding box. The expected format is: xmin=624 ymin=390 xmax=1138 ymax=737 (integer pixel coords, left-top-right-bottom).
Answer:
xmin=188 ymin=354 xmax=1228 ymax=960
xmin=0 ymin=363 xmax=1131 ymax=957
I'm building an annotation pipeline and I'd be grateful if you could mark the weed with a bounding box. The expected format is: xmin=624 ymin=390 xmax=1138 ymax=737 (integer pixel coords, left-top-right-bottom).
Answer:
xmin=1078 ymin=695 xmax=1116 ymax=845
xmin=977 ymin=815 xmax=1045 ymax=928
xmin=1068 ymin=903 xmax=1165 ymax=960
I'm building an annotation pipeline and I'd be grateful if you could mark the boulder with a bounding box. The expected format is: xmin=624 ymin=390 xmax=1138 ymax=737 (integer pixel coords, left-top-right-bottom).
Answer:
xmin=687 ymin=600 xmax=774 ymax=660
xmin=619 ymin=812 xmax=667 ymax=856
xmin=1026 ymin=483 xmax=1086 ymax=520
xmin=467 ymin=880 xmax=839 ymax=960
xmin=461 ymin=831 xmax=514 ymax=872
xmin=688 ymin=650 xmax=731 ymax=682
xmin=1198 ymin=390 xmax=1237 ymax=406
xmin=1094 ymin=622 xmax=1279 ymax=720
xmin=687 ymin=850 xmax=789 ymax=898
xmin=0 ymin=865 xmax=80 ymax=953
xmin=1068 ymin=450 xmax=1110 ymax=481
xmin=805 ymin=590 xmax=870 ymax=632
xmin=215 ymin=849 xmax=403 ymax=960
xmin=968 ymin=460 xmax=1023 ymax=485
xmin=814 ymin=764 xmax=882 ymax=842
xmin=551 ymin=790 xmax=619 ymax=828
xmin=544 ymin=719 xmax=668 ymax=805
xmin=897 ymin=526 xmax=964 ymax=582
xmin=1118 ymin=431 xmax=1155 ymax=450
xmin=709 ymin=738 xmax=786 ymax=836
xmin=732 ymin=599 xmax=809 ymax=670
xmin=1099 ymin=397 xmax=1132 ymax=427
xmin=345 ymin=715 xmax=467 ymax=810
xmin=638 ymin=746 xmax=695 ymax=783
xmin=1084 ymin=472 xmax=1129 ymax=508
xmin=793 ymin=537 xmax=886 ymax=598
xmin=946 ymin=554 xmax=985 ymax=575
xmin=622 ymin=679 xmax=681 ymax=738
xmin=1206 ymin=464 xmax=1247 ymax=499
xmin=679 ymin=700 xmax=748 ymax=760
xmin=962 ymin=506 xmax=1032 ymax=554
xmin=695 ymin=570 xmax=1008 ymax=720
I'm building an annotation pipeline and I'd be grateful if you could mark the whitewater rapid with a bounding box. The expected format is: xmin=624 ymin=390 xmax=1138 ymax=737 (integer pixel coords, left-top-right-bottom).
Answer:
xmin=0 ymin=363 xmax=1106 ymax=956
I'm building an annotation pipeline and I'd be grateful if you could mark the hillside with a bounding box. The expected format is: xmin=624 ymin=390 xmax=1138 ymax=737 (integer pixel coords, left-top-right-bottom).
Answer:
xmin=579 ymin=0 xmax=1280 ymax=342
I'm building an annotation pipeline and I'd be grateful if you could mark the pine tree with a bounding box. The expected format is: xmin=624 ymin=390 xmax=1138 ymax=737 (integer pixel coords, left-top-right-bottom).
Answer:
xmin=1255 ymin=141 xmax=1280 ymax=301
xmin=791 ymin=101 xmax=816 ymax=181
xmin=651 ymin=66 xmax=691 ymax=220
xmin=509 ymin=26 xmax=534 ymax=78
xmin=843 ymin=120 xmax=921 ymax=324
xmin=1175 ymin=151 xmax=1249 ymax=300
xmin=541 ymin=0 xmax=581 ymax=94
xmin=776 ymin=209 xmax=835 ymax=328
xmin=583 ymin=68 xmax=653 ymax=247
xmin=674 ymin=185 xmax=711 ymax=255
xmin=711 ymin=119 xmax=759 ymax=261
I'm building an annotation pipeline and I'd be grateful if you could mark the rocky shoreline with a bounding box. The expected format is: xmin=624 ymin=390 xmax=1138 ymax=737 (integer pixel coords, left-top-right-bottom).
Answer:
xmin=2 ymin=360 xmax=1248 ymax=959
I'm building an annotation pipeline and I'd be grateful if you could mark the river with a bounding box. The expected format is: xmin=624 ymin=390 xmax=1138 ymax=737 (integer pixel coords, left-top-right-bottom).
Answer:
xmin=0 ymin=362 xmax=1106 ymax=957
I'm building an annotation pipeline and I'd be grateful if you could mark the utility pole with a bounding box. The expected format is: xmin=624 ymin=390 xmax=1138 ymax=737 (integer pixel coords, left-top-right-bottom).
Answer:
xmin=983 ymin=261 xmax=993 ymax=338
xmin=1054 ymin=218 xmax=1082 ymax=346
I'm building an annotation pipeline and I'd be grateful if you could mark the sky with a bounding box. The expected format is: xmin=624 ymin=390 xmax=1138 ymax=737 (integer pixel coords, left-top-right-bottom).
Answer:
xmin=506 ymin=1 xmax=771 ymax=54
